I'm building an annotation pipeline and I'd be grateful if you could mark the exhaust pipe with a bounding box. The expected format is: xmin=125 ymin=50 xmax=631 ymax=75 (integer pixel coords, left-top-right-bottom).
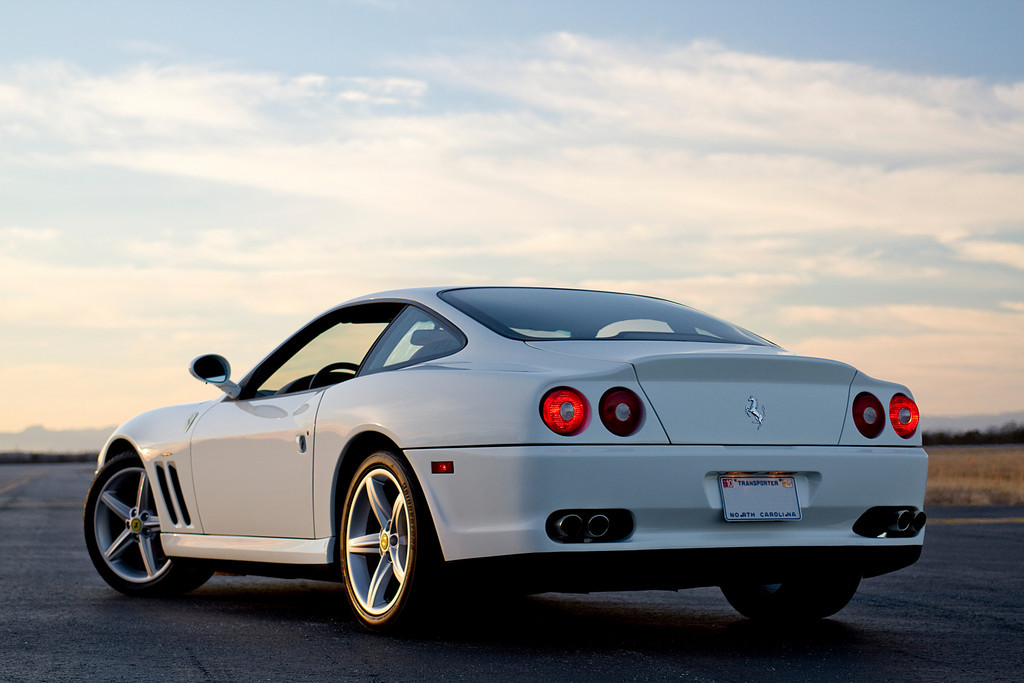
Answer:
xmin=889 ymin=509 xmax=913 ymax=533
xmin=547 ymin=509 xmax=633 ymax=543
xmin=555 ymin=514 xmax=583 ymax=539
xmin=913 ymin=510 xmax=927 ymax=532
xmin=586 ymin=514 xmax=610 ymax=539
xmin=854 ymin=506 xmax=925 ymax=538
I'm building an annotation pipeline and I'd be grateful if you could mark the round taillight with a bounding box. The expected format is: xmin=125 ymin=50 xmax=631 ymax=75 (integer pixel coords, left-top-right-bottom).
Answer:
xmin=852 ymin=392 xmax=885 ymax=438
xmin=889 ymin=394 xmax=920 ymax=439
xmin=541 ymin=388 xmax=588 ymax=435
xmin=599 ymin=388 xmax=644 ymax=436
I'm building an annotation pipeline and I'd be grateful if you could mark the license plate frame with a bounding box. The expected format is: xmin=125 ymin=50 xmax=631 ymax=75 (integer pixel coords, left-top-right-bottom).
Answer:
xmin=719 ymin=474 xmax=802 ymax=522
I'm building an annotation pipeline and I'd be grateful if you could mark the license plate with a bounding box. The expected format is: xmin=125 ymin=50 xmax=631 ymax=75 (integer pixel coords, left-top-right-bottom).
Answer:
xmin=719 ymin=475 xmax=801 ymax=522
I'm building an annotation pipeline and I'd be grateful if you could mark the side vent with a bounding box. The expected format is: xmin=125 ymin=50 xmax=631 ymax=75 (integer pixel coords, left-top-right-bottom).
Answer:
xmin=167 ymin=464 xmax=193 ymax=527
xmin=154 ymin=462 xmax=194 ymax=528
xmin=154 ymin=464 xmax=178 ymax=525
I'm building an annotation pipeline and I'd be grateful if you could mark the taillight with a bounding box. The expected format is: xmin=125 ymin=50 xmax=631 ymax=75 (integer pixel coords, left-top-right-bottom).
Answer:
xmin=889 ymin=394 xmax=920 ymax=439
xmin=599 ymin=388 xmax=644 ymax=436
xmin=541 ymin=388 xmax=588 ymax=435
xmin=852 ymin=392 xmax=885 ymax=438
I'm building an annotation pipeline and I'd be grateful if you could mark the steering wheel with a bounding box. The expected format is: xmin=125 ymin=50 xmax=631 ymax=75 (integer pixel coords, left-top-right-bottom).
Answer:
xmin=309 ymin=362 xmax=360 ymax=390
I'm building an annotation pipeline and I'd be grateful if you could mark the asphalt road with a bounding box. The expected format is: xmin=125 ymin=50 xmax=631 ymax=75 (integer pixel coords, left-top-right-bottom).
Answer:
xmin=2 ymin=462 xmax=1022 ymax=681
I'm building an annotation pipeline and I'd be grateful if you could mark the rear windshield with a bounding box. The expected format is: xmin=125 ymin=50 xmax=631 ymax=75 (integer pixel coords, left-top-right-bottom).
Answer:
xmin=439 ymin=287 xmax=772 ymax=346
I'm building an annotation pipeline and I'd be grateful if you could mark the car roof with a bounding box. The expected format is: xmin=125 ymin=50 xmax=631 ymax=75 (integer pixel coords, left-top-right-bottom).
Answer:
xmin=337 ymin=286 xmax=452 ymax=307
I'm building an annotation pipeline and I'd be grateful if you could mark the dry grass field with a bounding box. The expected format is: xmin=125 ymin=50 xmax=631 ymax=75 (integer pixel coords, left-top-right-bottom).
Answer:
xmin=925 ymin=445 xmax=1024 ymax=506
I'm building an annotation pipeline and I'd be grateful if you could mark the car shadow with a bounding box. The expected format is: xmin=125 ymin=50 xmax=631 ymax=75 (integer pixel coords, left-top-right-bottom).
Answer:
xmin=159 ymin=578 xmax=870 ymax=656
xmin=410 ymin=590 xmax=865 ymax=654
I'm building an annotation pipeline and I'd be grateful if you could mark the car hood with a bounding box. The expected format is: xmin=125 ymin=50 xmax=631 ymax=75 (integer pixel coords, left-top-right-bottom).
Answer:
xmin=527 ymin=341 xmax=857 ymax=446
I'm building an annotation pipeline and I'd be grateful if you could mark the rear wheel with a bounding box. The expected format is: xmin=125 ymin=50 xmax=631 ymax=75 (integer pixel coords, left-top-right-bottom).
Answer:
xmin=340 ymin=450 xmax=436 ymax=632
xmin=84 ymin=454 xmax=212 ymax=596
xmin=721 ymin=572 xmax=861 ymax=622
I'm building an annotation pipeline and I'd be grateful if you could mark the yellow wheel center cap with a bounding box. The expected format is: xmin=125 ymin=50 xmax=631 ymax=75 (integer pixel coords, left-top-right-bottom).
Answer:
xmin=379 ymin=533 xmax=389 ymax=552
xmin=130 ymin=518 xmax=143 ymax=533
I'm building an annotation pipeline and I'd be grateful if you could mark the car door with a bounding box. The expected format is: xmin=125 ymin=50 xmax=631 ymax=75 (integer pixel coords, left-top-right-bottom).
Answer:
xmin=190 ymin=392 xmax=320 ymax=538
xmin=189 ymin=303 xmax=399 ymax=538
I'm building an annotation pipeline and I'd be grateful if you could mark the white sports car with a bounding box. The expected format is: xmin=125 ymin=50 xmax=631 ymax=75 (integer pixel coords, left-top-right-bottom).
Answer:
xmin=84 ymin=287 xmax=927 ymax=631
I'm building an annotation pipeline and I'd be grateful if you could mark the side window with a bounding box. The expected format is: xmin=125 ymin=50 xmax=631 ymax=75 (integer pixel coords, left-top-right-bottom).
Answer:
xmin=246 ymin=304 xmax=401 ymax=397
xmin=361 ymin=307 xmax=464 ymax=374
xmin=258 ymin=321 xmax=388 ymax=395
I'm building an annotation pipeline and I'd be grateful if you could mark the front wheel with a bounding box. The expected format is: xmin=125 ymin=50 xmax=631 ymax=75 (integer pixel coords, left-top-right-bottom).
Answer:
xmin=721 ymin=572 xmax=862 ymax=622
xmin=340 ymin=450 xmax=437 ymax=632
xmin=83 ymin=454 xmax=212 ymax=596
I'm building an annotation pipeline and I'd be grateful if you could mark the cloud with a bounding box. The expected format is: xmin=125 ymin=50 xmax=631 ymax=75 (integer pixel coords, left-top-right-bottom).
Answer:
xmin=2 ymin=44 xmax=1018 ymax=255
xmin=0 ymin=61 xmax=427 ymax=146
xmin=415 ymin=33 xmax=1024 ymax=161
xmin=949 ymin=238 xmax=1024 ymax=270
xmin=2 ymin=42 xmax=1021 ymax=244
xmin=335 ymin=77 xmax=428 ymax=105
xmin=1 ymin=34 xmax=1023 ymax=428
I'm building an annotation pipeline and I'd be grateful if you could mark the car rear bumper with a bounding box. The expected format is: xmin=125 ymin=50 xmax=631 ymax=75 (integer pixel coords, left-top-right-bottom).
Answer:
xmin=406 ymin=444 xmax=928 ymax=567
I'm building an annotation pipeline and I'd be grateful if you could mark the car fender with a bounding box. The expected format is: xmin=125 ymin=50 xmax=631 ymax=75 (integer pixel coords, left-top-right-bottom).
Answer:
xmin=97 ymin=400 xmax=218 ymax=468
xmin=310 ymin=355 xmax=667 ymax=539
xmin=96 ymin=399 xmax=220 ymax=534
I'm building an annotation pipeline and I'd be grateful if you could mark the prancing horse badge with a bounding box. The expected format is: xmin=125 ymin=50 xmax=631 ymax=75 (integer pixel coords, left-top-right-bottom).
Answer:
xmin=745 ymin=396 xmax=766 ymax=429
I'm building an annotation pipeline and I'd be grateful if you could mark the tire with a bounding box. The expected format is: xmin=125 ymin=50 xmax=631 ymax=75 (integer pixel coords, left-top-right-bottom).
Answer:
xmin=721 ymin=571 xmax=862 ymax=622
xmin=83 ymin=453 xmax=212 ymax=596
xmin=340 ymin=450 xmax=437 ymax=632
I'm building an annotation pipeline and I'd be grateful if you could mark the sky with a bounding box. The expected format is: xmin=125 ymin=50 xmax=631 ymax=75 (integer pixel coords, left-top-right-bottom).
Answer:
xmin=1 ymin=0 xmax=1022 ymax=432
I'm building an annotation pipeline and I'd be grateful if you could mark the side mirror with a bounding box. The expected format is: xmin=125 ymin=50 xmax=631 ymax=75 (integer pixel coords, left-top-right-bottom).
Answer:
xmin=189 ymin=354 xmax=241 ymax=399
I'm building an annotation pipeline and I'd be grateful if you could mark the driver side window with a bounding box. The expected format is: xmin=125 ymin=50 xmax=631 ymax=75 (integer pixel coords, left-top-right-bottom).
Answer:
xmin=257 ymin=320 xmax=389 ymax=395
xmin=245 ymin=304 xmax=403 ymax=398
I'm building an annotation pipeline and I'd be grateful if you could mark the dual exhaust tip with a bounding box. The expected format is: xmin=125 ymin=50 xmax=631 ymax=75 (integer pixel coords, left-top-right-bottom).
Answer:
xmin=546 ymin=509 xmax=633 ymax=543
xmin=853 ymin=505 xmax=926 ymax=538
xmin=555 ymin=513 xmax=610 ymax=539
xmin=889 ymin=509 xmax=927 ymax=534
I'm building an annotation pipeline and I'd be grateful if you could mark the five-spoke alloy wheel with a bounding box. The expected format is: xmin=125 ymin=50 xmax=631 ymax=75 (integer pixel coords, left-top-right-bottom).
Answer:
xmin=341 ymin=451 xmax=434 ymax=631
xmin=84 ymin=454 xmax=211 ymax=596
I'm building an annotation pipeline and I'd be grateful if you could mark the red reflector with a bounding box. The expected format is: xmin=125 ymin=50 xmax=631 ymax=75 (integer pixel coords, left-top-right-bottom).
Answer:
xmin=599 ymin=387 xmax=644 ymax=436
xmin=541 ymin=387 xmax=588 ymax=435
xmin=889 ymin=394 xmax=920 ymax=439
xmin=852 ymin=392 xmax=885 ymax=439
xmin=431 ymin=461 xmax=454 ymax=474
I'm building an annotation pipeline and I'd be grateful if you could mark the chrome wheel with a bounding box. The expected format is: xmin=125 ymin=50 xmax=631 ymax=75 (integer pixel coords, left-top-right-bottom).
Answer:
xmin=345 ymin=466 xmax=412 ymax=616
xmin=92 ymin=466 xmax=171 ymax=583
